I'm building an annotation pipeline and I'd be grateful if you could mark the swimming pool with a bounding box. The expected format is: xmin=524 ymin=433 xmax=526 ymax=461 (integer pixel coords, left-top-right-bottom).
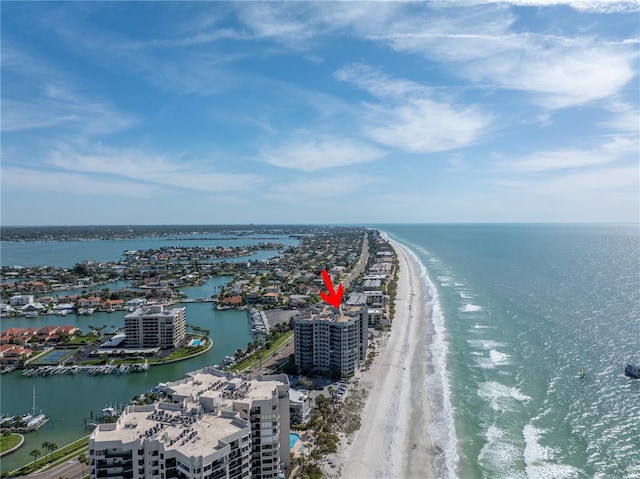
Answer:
xmin=289 ymin=432 xmax=300 ymax=449
xmin=189 ymin=339 xmax=202 ymax=347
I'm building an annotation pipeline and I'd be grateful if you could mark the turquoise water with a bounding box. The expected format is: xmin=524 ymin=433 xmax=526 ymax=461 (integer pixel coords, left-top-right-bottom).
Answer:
xmin=2 ymin=277 xmax=253 ymax=470
xmin=0 ymin=302 xmax=253 ymax=473
xmin=289 ymin=432 xmax=300 ymax=449
xmin=178 ymin=276 xmax=232 ymax=300
xmin=381 ymin=224 xmax=640 ymax=479
xmin=190 ymin=339 xmax=202 ymax=347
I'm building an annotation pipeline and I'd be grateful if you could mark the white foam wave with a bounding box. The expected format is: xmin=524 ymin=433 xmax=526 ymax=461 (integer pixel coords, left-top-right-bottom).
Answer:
xmin=523 ymin=424 xmax=582 ymax=479
xmin=490 ymin=349 xmax=510 ymax=365
xmin=458 ymin=291 xmax=474 ymax=299
xmin=468 ymin=339 xmax=506 ymax=349
xmin=475 ymin=350 xmax=511 ymax=369
xmin=461 ymin=303 xmax=482 ymax=312
xmin=472 ymin=324 xmax=492 ymax=329
xmin=478 ymin=381 xmax=530 ymax=411
xmin=478 ymin=427 xmax=526 ymax=479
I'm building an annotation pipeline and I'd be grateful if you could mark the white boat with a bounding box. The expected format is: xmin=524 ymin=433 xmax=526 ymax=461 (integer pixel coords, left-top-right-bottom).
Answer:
xmin=26 ymin=414 xmax=46 ymax=428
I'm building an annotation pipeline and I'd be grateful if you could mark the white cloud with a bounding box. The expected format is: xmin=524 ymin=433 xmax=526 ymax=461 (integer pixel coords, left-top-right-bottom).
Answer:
xmin=334 ymin=64 xmax=423 ymax=100
xmin=600 ymin=101 xmax=640 ymax=133
xmin=2 ymin=94 xmax=136 ymax=134
xmin=503 ymin=136 xmax=638 ymax=173
xmin=1 ymin=167 xmax=156 ymax=197
xmin=469 ymin=43 xmax=637 ymax=109
xmin=48 ymin=145 xmax=263 ymax=193
xmin=267 ymin=174 xmax=372 ymax=199
xmin=1 ymin=44 xmax=137 ymax=134
xmin=335 ymin=64 xmax=493 ymax=153
xmin=258 ymin=135 xmax=385 ymax=171
xmin=235 ymin=2 xmax=318 ymax=46
xmin=461 ymin=1 xmax=639 ymax=13
xmin=356 ymin=6 xmax=638 ymax=109
xmin=364 ymin=98 xmax=491 ymax=153
xmin=497 ymin=165 xmax=639 ymax=195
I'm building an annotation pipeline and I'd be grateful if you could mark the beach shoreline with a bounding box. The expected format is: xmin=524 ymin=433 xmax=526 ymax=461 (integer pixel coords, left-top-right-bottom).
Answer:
xmin=329 ymin=238 xmax=438 ymax=478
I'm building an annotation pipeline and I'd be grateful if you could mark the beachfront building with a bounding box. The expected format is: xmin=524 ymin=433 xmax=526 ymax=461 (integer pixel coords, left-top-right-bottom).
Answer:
xmin=346 ymin=292 xmax=389 ymax=327
xmin=294 ymin=304 xmax=368 ymax=378
xmin=124 ymin=304 xmax=186 ymax=349
xmin=89 ymin=367 xmax=290 ymax=479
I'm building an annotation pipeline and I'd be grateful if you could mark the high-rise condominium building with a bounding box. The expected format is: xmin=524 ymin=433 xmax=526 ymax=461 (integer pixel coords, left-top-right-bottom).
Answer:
xmin=124 ymin=304 xmax=186 ymax=349
xmin=294 ymin=304 xmax=368 ymax=378
xmin=89 ymin=367 xmax=290 ymax=479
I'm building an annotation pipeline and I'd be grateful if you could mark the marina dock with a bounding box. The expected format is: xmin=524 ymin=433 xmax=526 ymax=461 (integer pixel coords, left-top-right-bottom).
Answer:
xmin=21 ymin=363 xmax=150 ymax=377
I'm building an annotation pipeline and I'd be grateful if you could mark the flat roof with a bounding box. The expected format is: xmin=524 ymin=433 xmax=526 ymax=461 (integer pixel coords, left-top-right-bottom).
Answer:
xmin=93 ymin=404 xmax=246 ymax=456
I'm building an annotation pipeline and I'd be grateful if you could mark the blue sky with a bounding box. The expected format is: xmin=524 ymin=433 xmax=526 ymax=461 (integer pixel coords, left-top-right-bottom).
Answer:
xmin=1 ymin=1 xmax=638 ymax=225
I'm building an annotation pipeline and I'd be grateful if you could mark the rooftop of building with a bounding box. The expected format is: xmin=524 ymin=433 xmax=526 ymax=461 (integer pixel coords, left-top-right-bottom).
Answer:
xmin=92 ymin=367 xmax=290 ymax=455
xmin=168 ymin=367 xmax=288 ymax=403
xmin=92 ymin=402 xmax=247 ymax=457
xmin=294 ymin=303 xmax=365 ymax=323
xmin=125 ymin=303 xmax=184 ymax=319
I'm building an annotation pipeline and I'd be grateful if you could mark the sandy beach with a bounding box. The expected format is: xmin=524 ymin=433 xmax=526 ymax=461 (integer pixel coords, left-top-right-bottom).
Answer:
xmin=333 ymin=239 xmax=438 ymax=478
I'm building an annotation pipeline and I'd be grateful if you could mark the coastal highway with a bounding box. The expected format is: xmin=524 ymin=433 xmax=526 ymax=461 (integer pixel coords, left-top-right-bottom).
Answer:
xmin=342 ymin=232 xmax=369 ymax=290
xmin=18 ymin=456 xmax=87 ymax=479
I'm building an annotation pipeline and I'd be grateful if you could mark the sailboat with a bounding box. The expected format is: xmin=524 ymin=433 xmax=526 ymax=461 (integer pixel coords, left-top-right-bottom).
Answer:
xmin=578 ymin=367 xmax=585 ymax=379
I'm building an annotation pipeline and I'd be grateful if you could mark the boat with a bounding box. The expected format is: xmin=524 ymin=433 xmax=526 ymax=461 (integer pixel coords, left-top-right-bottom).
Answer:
xmin=624 ymin=364 xmax=640 ymax=379
xmin=578 ymin=368 xmax=585 ymax=379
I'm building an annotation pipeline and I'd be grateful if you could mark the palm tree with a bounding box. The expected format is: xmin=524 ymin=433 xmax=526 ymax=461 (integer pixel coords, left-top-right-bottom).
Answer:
xmin=29 ymin=448 xmax=42 ymax=467
xmin=41 ymin=441 xmax=51 ymax=462
xmin=49 ymin=442 xmax=58 ymax=462
xmin=78 ymin=452 xmax=89 ymax=476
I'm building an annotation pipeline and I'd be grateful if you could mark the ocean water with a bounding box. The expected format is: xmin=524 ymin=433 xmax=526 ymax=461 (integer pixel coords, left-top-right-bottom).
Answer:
xmin=381 ymin=224 xmax=640 ymax=479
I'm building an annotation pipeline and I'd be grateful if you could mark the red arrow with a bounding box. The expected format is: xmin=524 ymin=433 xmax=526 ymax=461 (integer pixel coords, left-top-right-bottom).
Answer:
xmin=320 ymin=269 xmax=344 ymax=308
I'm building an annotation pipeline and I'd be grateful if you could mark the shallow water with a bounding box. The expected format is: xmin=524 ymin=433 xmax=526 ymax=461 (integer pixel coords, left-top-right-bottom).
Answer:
xmin=381 ymin=224 xmax=640 ymax=478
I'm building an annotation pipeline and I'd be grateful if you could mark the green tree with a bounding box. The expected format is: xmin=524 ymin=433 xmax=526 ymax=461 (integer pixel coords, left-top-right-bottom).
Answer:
xmin=78 ymin=452 xmax=89 ymax=476
xmin=72 ymin=264 xmax=90 ymax=276
xmin=48 ymin=442 xmax=58 ymax=462
xmin=41 ymin=442 xmax=51 ymax=462
xmin=29 ymin=448 xmax=42 ymax=467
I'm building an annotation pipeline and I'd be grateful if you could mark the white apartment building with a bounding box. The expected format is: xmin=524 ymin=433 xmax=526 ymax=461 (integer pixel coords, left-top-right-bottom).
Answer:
xmin=294 ymin=304 xmax=368 ymax=378
xmin=124 ymin=304 xmax=186 ymax=349
xmin=90 ymin=367 xmax=290 ymax=479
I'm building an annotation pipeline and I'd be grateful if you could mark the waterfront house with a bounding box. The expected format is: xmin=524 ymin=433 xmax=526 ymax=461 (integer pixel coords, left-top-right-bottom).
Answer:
xmin=9 ymin=294 xmax=34 ymax=307
xmin=37 ymin=325 xmax=60 ymax=342
xmin=261 ymin=291 xmax=279 ymax=305
xmin=125 ymin=298 xmax=146 ymax=310
xmin=0 ymin=343 xmax=32 ymax=365
xmin=103 ymin=299 xmax=125 ymax=311
xmin=221 ymin=295 xmax=243 ymax=307
xmin=27 ymin=281 xmax=47 ymax=292
xmin=59 ymin=325 xmax=79 ymax=336
xmin=245 ymin=289 xmax=260 ymax=304
xmin=19 ymin=302 xmax=46 ymax=316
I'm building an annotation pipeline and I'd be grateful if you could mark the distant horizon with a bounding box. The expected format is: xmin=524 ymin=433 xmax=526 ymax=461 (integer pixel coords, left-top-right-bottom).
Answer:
xmin=2 ymin=221 xmax=638 ymax=228
xmin=2 ymin=2 xmax=638 ymax=225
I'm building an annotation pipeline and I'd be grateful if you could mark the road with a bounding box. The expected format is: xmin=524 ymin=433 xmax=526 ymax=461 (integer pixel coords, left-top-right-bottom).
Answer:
xmin=342 ymin=232 xmax=369 ymax=290
xmin=18 ymin=457 xmax=87 ymax=479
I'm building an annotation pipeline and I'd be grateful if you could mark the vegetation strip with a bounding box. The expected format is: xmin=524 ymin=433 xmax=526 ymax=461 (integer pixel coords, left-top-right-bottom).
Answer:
xmin=8 ymin=436 xmax=89 ymax=476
